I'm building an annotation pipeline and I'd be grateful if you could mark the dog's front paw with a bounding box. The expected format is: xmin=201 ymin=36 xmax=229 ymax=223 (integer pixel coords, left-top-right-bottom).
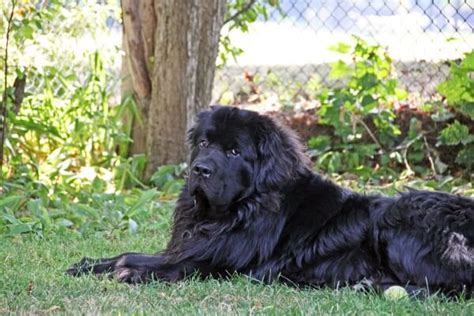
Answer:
xmin=66 ymin=257 xmax=98 ymax=276
xmin=114 ymin=267 xmax=151 ymax=284
xmin=66 ymin=257 xmax=115 ymax=276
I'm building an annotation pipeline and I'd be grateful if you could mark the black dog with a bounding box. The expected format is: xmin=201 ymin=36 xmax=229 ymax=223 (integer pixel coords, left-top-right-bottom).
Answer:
xmin=68 ymin=106 xmax=473 ymax=296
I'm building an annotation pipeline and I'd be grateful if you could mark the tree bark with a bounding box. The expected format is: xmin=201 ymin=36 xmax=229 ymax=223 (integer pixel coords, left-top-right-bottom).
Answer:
xmin=122 ymin=0 xmax=154 ymax=156
xmin=121 ymin=0 xmax=226 ymax=179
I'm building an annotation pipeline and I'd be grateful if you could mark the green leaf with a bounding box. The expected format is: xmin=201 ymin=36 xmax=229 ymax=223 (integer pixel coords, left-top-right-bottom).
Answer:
xmin=70 ymin=204 xmax=100 ymax=220
xmin=150 ymin=165 xmax=178 ymax=188
xmin=328 ymin=42 xmax=352 ymax=54
xmin=457 ymin=103 xmax=474 ymax=120
xmin=437 ymin=79 xmax=464 ymax=104
xmin=27 ymin=199 xmax=52 ymax=231
xmin=308 ymin=135 xmax=331 ymax=153
xmin=162 ymin=179 xmax=185 ymax=196
xmin=126 ymin=189 xmax=158 ymax=217
xmin=395 ymin=88 xmax=408 ymax=100
xmin=0 ymin=195 xmax=23 ymax=211
xmin=437 ymin=51 xmax=474 ymax=109
xmin=358 ymin=73 xmax=378 ymax=90
xmin=21 ymin=24 xmax=35 ymax=40
xmin=360 ymin=95 xmax=377 ymax=112
xmin=9 ymin=223 xmax=33 ymax=235
xmin=329 ymin=61 xmax=352 ymax=79
xmin=12 ymin=117 xmax=62 ymax=139
xmin=456 ymin=144 xmax=474 ymax=169
xmin=1 ymin=212 xmax=22 ymax=224
xmin=438 ymin=121 xmax=471 ymax=146
xmin=461 ymin=51 xmax=474 ymax=69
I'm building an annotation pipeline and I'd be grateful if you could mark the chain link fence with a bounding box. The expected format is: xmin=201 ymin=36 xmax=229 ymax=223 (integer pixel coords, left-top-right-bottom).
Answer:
xmin=213 ymin=0 xmax=474 ymax=103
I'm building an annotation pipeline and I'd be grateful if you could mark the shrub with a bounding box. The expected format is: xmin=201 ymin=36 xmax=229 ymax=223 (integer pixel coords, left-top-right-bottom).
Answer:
xmin=309 ymin=38 xmax=474 ymax=180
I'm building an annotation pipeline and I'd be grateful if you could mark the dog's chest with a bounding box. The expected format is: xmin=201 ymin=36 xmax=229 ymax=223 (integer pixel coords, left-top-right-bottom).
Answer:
xmin=194 ymin=211 xmax=286 ymax=269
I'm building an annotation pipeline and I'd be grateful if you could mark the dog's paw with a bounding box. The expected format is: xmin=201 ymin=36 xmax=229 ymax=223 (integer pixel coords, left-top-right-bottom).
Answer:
xmin=114 ymin=267 xmax=150 ymax=284
xmin=66 ymin=257 xmax=115 ymax=276
xmin=66 ymin=257 xmax=97 ymax=276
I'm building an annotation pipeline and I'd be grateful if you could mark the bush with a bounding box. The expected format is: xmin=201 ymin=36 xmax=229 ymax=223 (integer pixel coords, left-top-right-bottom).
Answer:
xmin=311 ymin=37 xmax=406 ymax=180
xmin=0 ymin=1 xmax=167 ymax=237
xmin=309 ymin=38 xmax=474 ymax=181
xmin=436 ymin=51 xmax=474 ymax=170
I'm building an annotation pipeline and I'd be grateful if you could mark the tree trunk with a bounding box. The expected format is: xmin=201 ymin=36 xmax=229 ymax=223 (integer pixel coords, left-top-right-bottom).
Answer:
xmin=121 ymin=0 xmax=226 ymax=179
xmin=122 ymin=0 xmax=154 ymax=156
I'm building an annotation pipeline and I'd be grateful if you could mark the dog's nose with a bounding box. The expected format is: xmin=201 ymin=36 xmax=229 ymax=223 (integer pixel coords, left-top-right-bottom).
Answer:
xmin=192 ymin=162 xmax=212 ymax=178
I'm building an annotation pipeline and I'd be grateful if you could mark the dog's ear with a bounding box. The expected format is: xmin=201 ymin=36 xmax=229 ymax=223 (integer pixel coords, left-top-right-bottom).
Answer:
xmin=255 ymin=117 xmax=311 ymax=192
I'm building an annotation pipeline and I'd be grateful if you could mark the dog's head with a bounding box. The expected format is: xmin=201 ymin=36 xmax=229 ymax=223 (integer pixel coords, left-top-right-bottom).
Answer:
xmin=187 ymin=106 xmax=310 ymax=213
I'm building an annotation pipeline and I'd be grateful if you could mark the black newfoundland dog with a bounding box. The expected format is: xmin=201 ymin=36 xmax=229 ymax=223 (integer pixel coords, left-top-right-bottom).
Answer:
xmin=68 ymin=106 xmax=473 ymax=296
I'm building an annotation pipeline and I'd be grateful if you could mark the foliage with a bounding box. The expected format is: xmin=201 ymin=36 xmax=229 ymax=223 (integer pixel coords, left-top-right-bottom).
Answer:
xmin=0 ymin=1 xmax=180 ymax=237
xmin=311 ymin=37 xmax=406 ymax=180
xmin=437 ymin=51 xmax=474 ymax=120
xmin=150 ymin=163 xmax=187 ymax=196
xmin=308 ymin=38 xmax=474 ymax=181
xmin=438 ymin=120 xmax=472 ymax=146
xmin=0 ymin=163 xmax=182 ymax=237
xmin=1 ymin=44 xmax=181 ymax=237
xmin=1 ymin=1 xmax=123 ymax=170
xmin=436 ymin=51 xmax=474 ymax=170
xmin=9 ymin=52 xmax=124 ymax=173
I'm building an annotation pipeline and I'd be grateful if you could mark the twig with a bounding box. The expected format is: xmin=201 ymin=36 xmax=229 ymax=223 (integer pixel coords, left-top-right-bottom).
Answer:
xmin=355 ymin=116 xmax=385 ymax=152
xmin=422 ymin=135 xmax=438 ymax=176
xmin=0 ymin=0 xmax=17 ymax=173
xmin=223 ymin=0 xmax=257 ymax=25
xmin=399 ymin=134 xmax=423 ymax=177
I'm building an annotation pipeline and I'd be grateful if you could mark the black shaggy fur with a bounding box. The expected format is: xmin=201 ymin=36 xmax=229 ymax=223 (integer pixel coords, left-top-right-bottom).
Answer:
xmin=68 ymin=106 xmax=474 ymax=296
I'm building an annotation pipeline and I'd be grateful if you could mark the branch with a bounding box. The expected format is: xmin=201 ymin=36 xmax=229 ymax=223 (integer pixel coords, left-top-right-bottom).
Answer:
xmin=355 ymin=116 xmax=385 ymax=152
xmin=398 ymin=134 xmax=422 ymax=177
xmin=223 ymin=0 xmax=257 ymax=25
xmin=422 ymin=135 xmax=438 ymax=176
xmin=0 ymin=0 xmax=17 ymax=173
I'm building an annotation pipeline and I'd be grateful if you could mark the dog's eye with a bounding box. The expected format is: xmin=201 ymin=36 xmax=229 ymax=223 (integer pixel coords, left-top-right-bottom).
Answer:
xmin=198 ymin=140 xmax=208 ymax=148
xmin=227 ymin=148 xmax=240 ymax=157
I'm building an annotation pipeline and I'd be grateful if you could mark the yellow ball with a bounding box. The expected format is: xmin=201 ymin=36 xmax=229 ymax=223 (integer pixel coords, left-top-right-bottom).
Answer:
xmin=384 ymin=286 xmax=409 ymax=300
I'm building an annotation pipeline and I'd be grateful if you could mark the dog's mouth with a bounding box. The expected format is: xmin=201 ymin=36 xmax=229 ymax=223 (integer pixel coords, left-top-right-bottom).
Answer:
xmin=191 ymin=187 xmax=210 ymax=207
xmin=189 ymin=179 xmax=206 ymax=198
xmin=189 ymin=182 xmax=216 ymax=207
xmin=189 ymin=183 xmax=232 ymax=218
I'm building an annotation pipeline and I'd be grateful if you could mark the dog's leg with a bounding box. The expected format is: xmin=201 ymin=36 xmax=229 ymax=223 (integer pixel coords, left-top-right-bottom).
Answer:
xmin=242 ymin=256 xmax=291 ymax=285
xmin=112 ymin=253 xmax=197 ymax=283
xmin=66 ymin=252 xmax=140 ymax=276
xmin=67 ymin=253 xmax=198 ymax=284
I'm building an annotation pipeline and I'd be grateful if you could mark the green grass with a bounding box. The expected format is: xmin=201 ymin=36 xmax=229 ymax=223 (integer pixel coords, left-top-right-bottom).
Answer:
xmin=1 ymin=231 xmax=473 ymax=315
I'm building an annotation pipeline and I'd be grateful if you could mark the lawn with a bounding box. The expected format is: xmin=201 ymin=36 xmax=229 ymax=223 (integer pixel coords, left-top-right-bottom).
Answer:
xmin=1 ymin=229 xmax=473 ymax=315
